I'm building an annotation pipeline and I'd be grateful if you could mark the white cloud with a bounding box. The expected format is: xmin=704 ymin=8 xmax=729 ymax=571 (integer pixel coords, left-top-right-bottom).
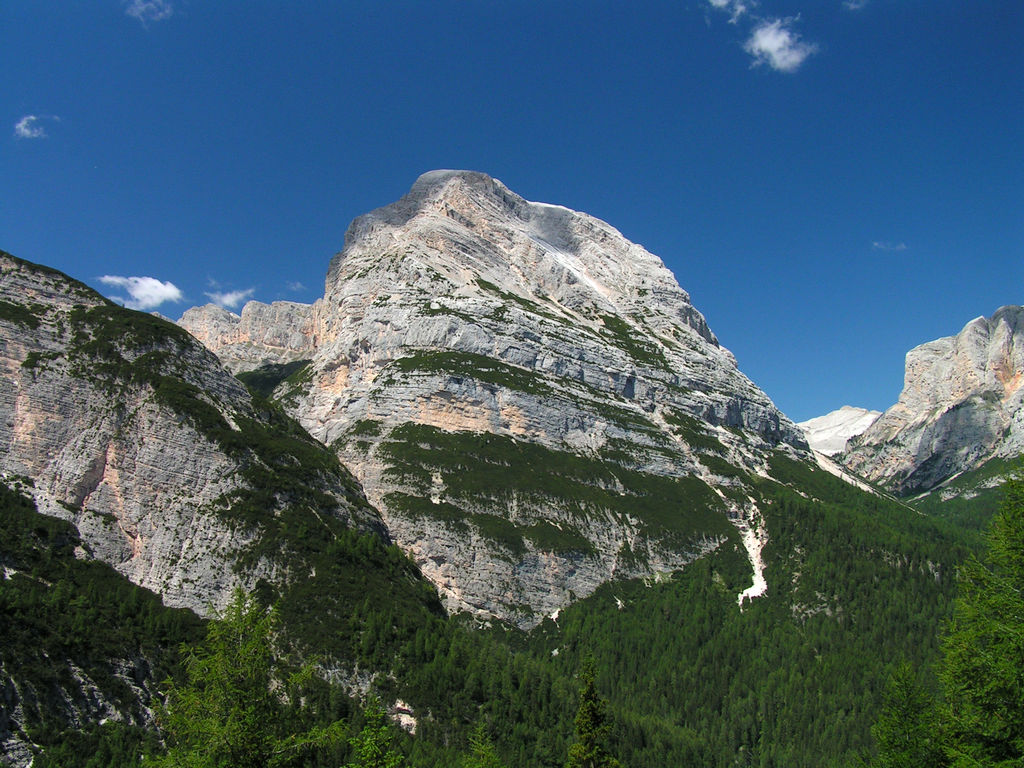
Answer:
xmin=286 ymin=281 xmax=306 ymax=293
xmin=14 ymin=115 xmax=57 ymax=140
xmin=205 ymin=288 xmax=255 ymax=309
xmin=872 ymin=241 xmax=908 ymax=252
xmin=743 ymin=18 xmax=818 ymax=73
xmin=707 ymin=0 xmax=755 ymax=23
xmin=99 ymin=275 xmax=184 ymax=310
xmin=125 ymin=0 xmax=173 ymax=26
xmin=843 ymin=0 xmax=869 ymax=10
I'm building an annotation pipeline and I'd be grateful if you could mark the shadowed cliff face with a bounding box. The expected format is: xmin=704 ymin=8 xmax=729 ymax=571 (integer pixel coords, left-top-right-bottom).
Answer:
xmin=842 ymin=306 xmax=1024 ymax=495
xmin=0 ymin=252 xmax=383 ymax=618
xmin=178 ymin=171 xmax=808 ymax=627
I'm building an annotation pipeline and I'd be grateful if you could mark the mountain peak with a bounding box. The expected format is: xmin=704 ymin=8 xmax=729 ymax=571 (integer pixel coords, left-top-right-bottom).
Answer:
xmin=328 ymin=170 xmax=719 ymax=347
xmin=842 ymin=305 xmax=1024 ymax=493
xmin=798 ymin=406 xmax=881 ymax=456
xmin=177 ymin=172 xmax=809 ymax=626
xmin=256 ymin=173 xmax=807 ymax=624
xmin=409 ymin=168 xmax=509 ymax=196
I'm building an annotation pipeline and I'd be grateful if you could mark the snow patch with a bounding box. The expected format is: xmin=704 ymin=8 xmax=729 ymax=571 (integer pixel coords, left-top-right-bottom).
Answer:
xmin=733 ymin=505 xmax=768 ymax=607
xmin=798 ymin=406 xmax=881 ymax=456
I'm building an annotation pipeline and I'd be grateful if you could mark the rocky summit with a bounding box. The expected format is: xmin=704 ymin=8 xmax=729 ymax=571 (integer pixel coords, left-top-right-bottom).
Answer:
xmin=178 ymin=300 xmax=315 ymax=374
xmin=184 ymin=170 xmax=809 ymax=627
xmin=842 ymin=306 xmax=1024 ymax=495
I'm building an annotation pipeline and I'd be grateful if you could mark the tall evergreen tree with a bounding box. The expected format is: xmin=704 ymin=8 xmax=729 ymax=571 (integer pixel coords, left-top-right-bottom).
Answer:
xmin=870 ymin=662 xmax=947 ymax=768
xmin=150 ymin=589 xmax=343 ymax=768
xmin=345 ymin=701 xmax=405 ymax=768
xmin=461 ymin=721 xmax=506 ymax=768
xmin=940 ymin=474 xmax=1024 ymax=766
xmin=566 ymin=658 xmax=622 ymax=768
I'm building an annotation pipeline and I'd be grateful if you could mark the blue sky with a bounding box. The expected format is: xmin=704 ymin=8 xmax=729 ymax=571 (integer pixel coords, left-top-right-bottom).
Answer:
xmin=3 ymin=1 xmax=1021 ymax=422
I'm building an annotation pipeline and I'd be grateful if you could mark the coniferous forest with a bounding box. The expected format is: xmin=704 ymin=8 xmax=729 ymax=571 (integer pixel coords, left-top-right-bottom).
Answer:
xmin=5 ymin=451 xmax=1017 ymax=767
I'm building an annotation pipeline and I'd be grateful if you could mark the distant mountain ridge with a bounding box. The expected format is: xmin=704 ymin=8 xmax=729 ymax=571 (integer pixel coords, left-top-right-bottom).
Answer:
xmin=182 ymin=169 xmax=809 ymax=627
xmin=798 ymin=406 xmax=881 ymax=456
xmin=178 ymin=300 xmax=314 ymax=374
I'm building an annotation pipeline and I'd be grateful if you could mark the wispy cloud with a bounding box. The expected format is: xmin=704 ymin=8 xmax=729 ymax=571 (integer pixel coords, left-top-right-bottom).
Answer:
xmin=872 ymin=241 xmax=908 ymax=252
xmin=705 ymin=4 xmax=818 ymax=74
xmin=205 ymin=288 xmax=255 ymax=309
xmin=14 ymin=115 xmax=59 ymax=140
xmin=707 ymin=0 xmax=755 ymax=24
xmin=99 ymin=275 xmax=184 ymax=310
xmin=124 ymin=0 xmax=173 ymax=26
xmin=743 ymin=18 xmax=818 ymax=73
xmin=286 ymin=281 xmax=306 ymax=293
xmin=843 ymin=0 xmax=869 ymax=10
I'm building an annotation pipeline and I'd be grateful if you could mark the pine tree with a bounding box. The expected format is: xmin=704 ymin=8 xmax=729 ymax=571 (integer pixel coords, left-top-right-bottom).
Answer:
xmin=870 ymin=662 xmax=947 ymax=768
xmin=150 ymin=589 xmax=343 ymax=768
xmin=345 ymin=700 xmax=405 ymax=768
xmin=460 ymin=721 xmax=506 ymax=768
xmin=940 ymin=474 xmax=1024 ymax=766
xmin=566 ymin=657 xmax=622 ymax=768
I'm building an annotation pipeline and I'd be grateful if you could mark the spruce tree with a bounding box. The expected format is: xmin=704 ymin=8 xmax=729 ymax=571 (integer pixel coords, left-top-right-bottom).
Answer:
xmin=461 ymin=721 xmax=505 ymax=768
xmin=150 ymin=589 xmax=343 ymax=768
xmin=566 ymin=657 xmax=622 ymax=768
xmin=940 ymin=474 xmax=1024 ymax=766
xmin=870 ymin=662 xmax=947 ymax=768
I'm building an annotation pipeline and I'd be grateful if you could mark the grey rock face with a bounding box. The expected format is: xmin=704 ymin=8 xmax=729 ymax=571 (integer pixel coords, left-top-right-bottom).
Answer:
xmin=1 ymin=654 xmax=158 ymax=768
xmin=306 ymin=171 xmax=800 ymax=443
xmin=0 ymin=253 xmax=380 ymax=618
xmin=178 ymin=300 xmax=315 ymax=373
xmin=842 ymin=306 xmax=1024 ymax=494
xmin=208 ymin=170 xmax=808 ymax=627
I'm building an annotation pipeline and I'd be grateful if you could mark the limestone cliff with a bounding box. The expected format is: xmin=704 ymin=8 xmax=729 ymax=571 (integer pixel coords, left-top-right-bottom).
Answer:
xmin=842 ymin=306 xmax=1024 ymax=494
xmin=177 ymin=300 xmax=314 ymax=374
xmin=206 ymin=171 xmax=808 ymax=627
xmin=0 ymin=252 xmax=381 ymax=617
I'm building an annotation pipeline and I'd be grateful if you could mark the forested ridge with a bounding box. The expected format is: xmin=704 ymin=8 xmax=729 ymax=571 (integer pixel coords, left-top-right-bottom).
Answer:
xmin=2 ymin=448 xmax=999 ymax=767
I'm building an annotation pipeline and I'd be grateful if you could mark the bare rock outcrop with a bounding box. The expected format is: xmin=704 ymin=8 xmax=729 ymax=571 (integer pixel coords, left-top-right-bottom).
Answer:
xmin=0 ymin=252 xmax=381 ymax=616
xmin=842 ymin=306 xmax=1024 ymax=494
xmin=211 ymin=170 xmax=809 ymax=626
xmin=178 ymin=300 xmax=315 ymax=373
